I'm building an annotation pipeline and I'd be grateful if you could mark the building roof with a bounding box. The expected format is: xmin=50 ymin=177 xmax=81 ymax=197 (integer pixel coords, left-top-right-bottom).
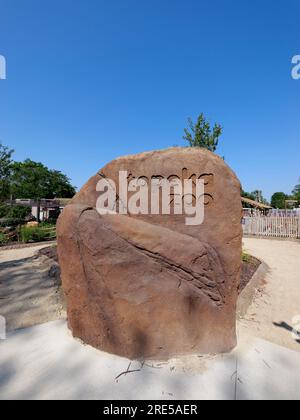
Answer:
xmin=55 ymin=198 xmax=73 ymax=206
xmin=241 ymin=197 xmax=272 ymax=210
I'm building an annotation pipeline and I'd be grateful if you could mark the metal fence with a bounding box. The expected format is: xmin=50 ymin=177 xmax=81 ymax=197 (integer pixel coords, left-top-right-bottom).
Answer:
xmin=242 ymin=217 xmax=300 ymax=239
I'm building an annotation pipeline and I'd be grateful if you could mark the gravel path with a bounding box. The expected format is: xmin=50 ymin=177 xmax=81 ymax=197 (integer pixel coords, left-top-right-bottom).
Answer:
xmin=238 ymin=238 xmax=300 ymax=352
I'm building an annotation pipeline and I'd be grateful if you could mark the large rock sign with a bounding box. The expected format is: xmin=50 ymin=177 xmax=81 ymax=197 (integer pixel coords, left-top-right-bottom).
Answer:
xmin=57 ymin=148 xmax=242 ymax=359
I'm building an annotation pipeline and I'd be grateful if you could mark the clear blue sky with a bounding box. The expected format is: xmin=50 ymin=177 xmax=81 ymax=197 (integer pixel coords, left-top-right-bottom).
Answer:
xmin=0 ymin=0 xmax=299 ymax=200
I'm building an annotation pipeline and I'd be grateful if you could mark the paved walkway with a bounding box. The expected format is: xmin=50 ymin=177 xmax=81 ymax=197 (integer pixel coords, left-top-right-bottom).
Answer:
xmin=239 ymin=238 xmax=300 ymax=352
xmin=0 ymin=238 xmax=300 ymax=400
xmin=0 ymin=242 xmax=56 ymax=264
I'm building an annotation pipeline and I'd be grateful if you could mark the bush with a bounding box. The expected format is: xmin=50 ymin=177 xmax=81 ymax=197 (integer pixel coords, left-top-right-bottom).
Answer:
xmin=0 ymin=204 xmax=10 ymax=218
xmin=242 ymin=252 xmax=250 ymax=263
xmin=20 ymin=225 xmax=56 ymax=243
xmin=0 ymin=218 xmax=25 ymax=228
xmin=8 ymin=205 xmax=31 ymax=219
xmin=39 ymin=221 xmax=57 ymax=228
xmin=0 ymin=204 xmax=31 ymax=219
xmin=0 ymin=231 xmax=9 ymax=245
xmin=44 ymin=218 xmax=59 ymax=225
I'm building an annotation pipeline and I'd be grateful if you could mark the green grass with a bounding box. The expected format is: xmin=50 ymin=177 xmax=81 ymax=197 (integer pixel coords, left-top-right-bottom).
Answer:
xmin=20 ymin=225 xmax=56 ymax=243
xmin=242 ymin=251 xmax=250 ymax=263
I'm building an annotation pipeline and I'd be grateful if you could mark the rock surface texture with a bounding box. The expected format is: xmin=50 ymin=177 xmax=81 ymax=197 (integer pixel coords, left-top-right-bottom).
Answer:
xmin=57 ymin=148 xmax=242 ymax=359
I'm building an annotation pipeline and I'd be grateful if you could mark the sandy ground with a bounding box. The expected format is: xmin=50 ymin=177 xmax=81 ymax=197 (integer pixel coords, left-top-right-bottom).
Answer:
xmin=0 ymin=244 xmax=66 ymax=332
xmin=238 ymin=238 xmax=300 ymax=353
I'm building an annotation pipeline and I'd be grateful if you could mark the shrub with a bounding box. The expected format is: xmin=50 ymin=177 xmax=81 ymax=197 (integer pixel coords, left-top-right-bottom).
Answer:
xmin=7 ymin=205 xmax=31 ymax=219
xmin=242 ymin=252 xmax=250 ymax=263
xmin=45 ymin=218 xmax=59 ymax=225
xmin=0 ymin=231 xmax=9 ymax=245
xmin=0 ymin=204 xmax=31 ymax=220
xmin=0 ymin=218 xmax=25 ymax=228
xmin=0 ymin=204 xmax=9 ymax=218
xmin=20 ymin=225 xmax=56 ymax=243
xmin=39 ymin=221 xmax=57 ymax=228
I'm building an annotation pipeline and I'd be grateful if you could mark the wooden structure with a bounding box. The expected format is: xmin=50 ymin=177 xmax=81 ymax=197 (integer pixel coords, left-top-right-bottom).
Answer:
xmin=241 ymin=197 xmax=272 ymax=216
xmin=7 ymin=198 xmax=72 ymax=222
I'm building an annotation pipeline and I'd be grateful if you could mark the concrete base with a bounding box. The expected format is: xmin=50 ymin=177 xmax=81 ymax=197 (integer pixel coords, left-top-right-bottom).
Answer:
xmin=1 ymin=320 xmax=300 ymax=400
xmin=237 ymin=261 xmax=269 ymax=318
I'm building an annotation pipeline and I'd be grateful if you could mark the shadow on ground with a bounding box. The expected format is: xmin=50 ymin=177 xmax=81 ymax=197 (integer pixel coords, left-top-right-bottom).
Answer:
xmin=273 ymin=322 xmax=300 ymax=344
xmin=0 ymin=255 xmax=65 ymax=332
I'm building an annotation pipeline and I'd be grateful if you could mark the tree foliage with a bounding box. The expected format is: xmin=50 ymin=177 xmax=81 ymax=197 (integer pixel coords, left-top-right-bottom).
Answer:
xmin=293 ymin=179 xmax=300 ymax=194
xmin=270 ymin=179 xmax=300 ymax=209
xmin=242 ymin=189 xmax=269 ymax=205
xmin=0 ymin=143 xmax=14 ymax=201
xmin=183 ymin=113 xmax=222 ymax=152
xmin=0 ymin=203 xmax=31 ymax=219
xmin=292 ymin=178 xmax=300 ymax=204
xmin=250 ymin=190 xmax=269 ymax=205
xmin=10 ymin=159 xmax=76 ymax=199
xmin=271 ymin=192 xmax=287 ymax=209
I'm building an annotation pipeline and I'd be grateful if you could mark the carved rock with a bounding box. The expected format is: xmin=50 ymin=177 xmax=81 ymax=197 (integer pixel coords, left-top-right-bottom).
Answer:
xmin=57 ymin=148 xmax=242 ymax=359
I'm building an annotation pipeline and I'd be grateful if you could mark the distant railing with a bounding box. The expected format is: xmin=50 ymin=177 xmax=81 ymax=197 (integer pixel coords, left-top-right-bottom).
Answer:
xmin=10 ymin=199 xmax=60 ymax=208
xmin=243 ymin=217 xmax=300 ymax=239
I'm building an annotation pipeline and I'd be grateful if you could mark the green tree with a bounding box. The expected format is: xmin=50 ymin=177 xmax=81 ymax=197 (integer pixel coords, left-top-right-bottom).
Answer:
xmin=10 ymin=159 xmax=76 ymax=199
xmin=0 ymin=143 xmax=14 ymax=201
xmin=271 ymin=192 xmax=287 ymax=209
xmin=292 ymin=179 xmax=300 ymax=195
xmin=183 ymin=113 xmax=222 ymax=152
xmin=250 ymin=190 xmax=269 ymax=205
xmin=292 ymin=179 xmax=300 ymax=204
xmin=0 ymin=203 xmax=31 ymax=219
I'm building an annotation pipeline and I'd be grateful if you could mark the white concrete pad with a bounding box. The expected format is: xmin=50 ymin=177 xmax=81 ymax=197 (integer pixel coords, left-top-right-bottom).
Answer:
xmin=236 ymin=336 xmax=300 ymax=400
xmin=0 ymin=320 xmax=236 ymax=400
xmin=1 ymin=320 xmax=300 ymax=400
